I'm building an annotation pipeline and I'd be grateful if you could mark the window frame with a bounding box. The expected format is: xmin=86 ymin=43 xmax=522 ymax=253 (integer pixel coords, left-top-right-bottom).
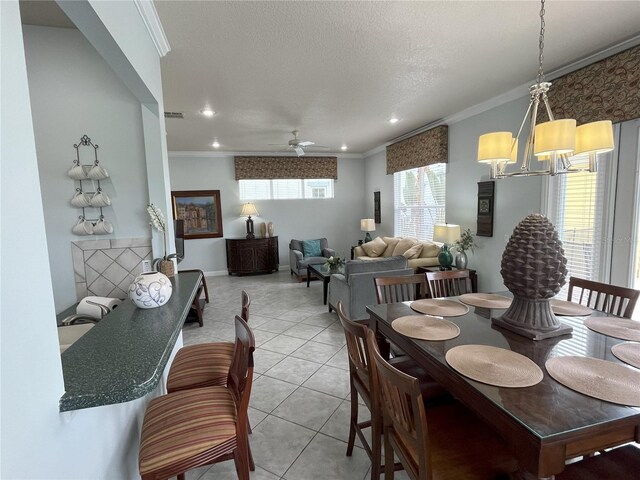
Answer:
xmin=239 ymin=178 xmax=335 ymax=201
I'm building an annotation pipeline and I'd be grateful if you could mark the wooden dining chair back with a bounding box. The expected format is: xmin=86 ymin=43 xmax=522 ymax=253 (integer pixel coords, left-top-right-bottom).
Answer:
xmin=241 ymin=290 xmax=251 ymax=322
xmin=567 ymin=277 xmax=640 ymax=318
xmin=366 ymin=329 xmax=427 ymax=479
xmin=374 ymin=274 xmax=428 ymax=304
xmin=139 ymin=315 xmax=256 ymax=480
xmin=425 ymin=270 xmax=472 ymax=298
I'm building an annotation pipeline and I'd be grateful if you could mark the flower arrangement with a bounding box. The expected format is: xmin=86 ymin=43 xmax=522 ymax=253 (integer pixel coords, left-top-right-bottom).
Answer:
xmin=324 ymin=255 xmax=345 ymax=270
xmin=454 ymin=228 xmax=477 ymax=254
xmin=147 ymin=203 xmax=169 ymax=260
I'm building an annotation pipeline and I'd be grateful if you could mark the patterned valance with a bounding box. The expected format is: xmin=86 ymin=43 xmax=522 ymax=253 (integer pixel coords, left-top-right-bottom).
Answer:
xmin=386 ymin=125 xmax=448 ymax=175
xmin=539 ymin=45 xmax=640 ymax=125
xmin=234 ymin=156 xmax=338 ymax=180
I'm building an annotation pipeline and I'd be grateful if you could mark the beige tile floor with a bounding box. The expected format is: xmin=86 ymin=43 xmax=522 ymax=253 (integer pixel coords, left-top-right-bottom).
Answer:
xmin=180 ymin=270 xmax=409 ymax=480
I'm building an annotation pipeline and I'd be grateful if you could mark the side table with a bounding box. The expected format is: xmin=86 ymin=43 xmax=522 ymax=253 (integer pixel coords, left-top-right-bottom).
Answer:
xmin=417 ymin=265 xmax=478 ymax=294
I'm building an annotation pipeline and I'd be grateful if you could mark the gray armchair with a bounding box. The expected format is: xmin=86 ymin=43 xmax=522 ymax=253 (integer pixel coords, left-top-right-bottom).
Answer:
xmin=328 ymin=256 xmax=413 ymax=321
xmin=289 ymin=238 xmax=335 ymax=282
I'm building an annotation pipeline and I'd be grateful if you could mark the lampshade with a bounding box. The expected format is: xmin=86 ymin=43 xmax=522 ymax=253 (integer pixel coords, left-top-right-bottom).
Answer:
xmin=574 ymin=120 xmax=614 ymax=155
xmin=433 ymin=223 xmax=460 ymax=244
xmin=360 ymin=218 xmax=375 ymax=232
xmin=478 ymin=132 xmax=514 ymax=163
xmin=534 ymin=119 xmax=576 ymax=156
xmin=240 ymin=203 xmax=258 ymax=217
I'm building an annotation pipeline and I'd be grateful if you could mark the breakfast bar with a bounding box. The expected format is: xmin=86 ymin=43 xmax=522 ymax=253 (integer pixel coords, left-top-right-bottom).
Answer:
xmin=59 ymin=271 xmax=201 ymax=411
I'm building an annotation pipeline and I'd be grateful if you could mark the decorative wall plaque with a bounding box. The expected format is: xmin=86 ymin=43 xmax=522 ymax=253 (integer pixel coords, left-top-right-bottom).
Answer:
xmin=477 ymin=181 xmax=494 ymax=237
xmin=374 ymin=191 xmax=381 ymax=224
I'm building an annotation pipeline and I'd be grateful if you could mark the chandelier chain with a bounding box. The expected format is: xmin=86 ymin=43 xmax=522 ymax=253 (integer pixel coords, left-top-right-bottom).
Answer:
xmin=537 ymin=0 xmax=546 ymax=84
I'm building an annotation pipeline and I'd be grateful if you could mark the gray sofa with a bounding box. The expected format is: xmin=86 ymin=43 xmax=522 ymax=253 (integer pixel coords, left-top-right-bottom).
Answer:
xmin=328 ymin=256 xmax=413 ymax=321
xmin=289 ymin=238 xmax=335 ymax=281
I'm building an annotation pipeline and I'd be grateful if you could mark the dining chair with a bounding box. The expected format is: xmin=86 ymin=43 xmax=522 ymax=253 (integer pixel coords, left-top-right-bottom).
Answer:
xmin=425 ymin=270 xmax=472 ymax=298
xmin=139 ymin=315 xmax=255 ymax=480
xmin=166 ymin=290 xmax=250 ymax=393
xmin=180 ymin=269 xmax=210 ymax=327
xmin=374 ymin=274 xmax=429 ymax=304
xmin=555 ymin=444 xmax=640 ymax=479
xmin=336 ymin=301 xmax=448 ymax=480
xmin=365 ymin=329 xmax=519 ymax=480
xmin=567 ymin=276 xmax=640 ymax=318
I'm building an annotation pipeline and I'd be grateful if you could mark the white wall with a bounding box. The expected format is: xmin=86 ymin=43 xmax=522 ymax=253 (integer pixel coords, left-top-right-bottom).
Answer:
xmin=1 ymin=2 xmax=170 ymax=479
xmin=169 ymin=154 xmax=367 ymax=273
xmin=364 ymin=95 xmax=544 ymax=292
xmin=24 ymin=25 xmax=150 ymax=313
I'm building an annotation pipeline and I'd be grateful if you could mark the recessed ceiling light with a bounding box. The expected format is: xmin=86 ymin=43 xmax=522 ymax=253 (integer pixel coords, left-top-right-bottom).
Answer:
xmin=389 ymin=117 xmax=399 ymax=124
xmin=341 ymin=145 xmax=348 ymax=151
xmin=200 ymin=107 xmax=215 ymax=117
xmin=211 ymin=141 xmax=220 ymax=148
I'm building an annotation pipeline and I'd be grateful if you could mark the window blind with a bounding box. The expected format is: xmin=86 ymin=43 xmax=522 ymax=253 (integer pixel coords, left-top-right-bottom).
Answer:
xmin=547 ymin=152 xmax=612 ymax=299
xmin=394 ymin=164 xmax=446 ymax=241
xmin=239 ymin=179 xmax=334 ymax=200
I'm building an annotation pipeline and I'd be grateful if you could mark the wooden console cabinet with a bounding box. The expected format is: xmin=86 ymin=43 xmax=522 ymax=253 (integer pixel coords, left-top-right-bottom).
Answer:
xmin=226 ymin=237 xmax=279 ymax=275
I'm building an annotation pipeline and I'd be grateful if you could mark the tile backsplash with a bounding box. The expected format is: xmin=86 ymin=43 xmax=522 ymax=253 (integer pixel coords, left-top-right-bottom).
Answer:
xmin=72 ymin=237 xmax=152 ymax=301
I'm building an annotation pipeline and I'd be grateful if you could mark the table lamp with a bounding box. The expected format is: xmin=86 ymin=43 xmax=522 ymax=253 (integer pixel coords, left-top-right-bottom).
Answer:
xmin=433 ymin=223 xmax=460 ymax=270
xmin=240 ymin=203 xmax=258 ymax=239
xmin=360 ymin=218 xmax=375 ymax=243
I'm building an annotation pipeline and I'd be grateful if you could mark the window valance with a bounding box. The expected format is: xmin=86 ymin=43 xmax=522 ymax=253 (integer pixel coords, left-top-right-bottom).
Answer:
xmin=386 ymin=125 xmax=448 ymax=175
xmin=234 ymin=156 xmax=338 ymax=180
xmin=538 ymin=45 xmax=640 ymax=125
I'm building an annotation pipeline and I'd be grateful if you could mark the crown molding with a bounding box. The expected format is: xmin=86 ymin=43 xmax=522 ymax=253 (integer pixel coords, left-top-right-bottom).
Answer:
xmin=169 ymin=150 xmax=365 ymax=159
xmin=365 ymin=33 xmax=640 ymax=157
xmin=134 ymin=0 xmax=171 ymax=57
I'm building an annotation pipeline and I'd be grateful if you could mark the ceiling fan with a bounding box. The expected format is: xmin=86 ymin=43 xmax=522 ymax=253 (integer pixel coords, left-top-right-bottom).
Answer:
xmin=269 ymin=130 xmax=329 ymax=156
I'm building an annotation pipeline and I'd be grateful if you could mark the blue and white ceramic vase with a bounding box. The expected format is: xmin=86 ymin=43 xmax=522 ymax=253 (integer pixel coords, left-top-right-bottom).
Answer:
xmin=128 ymin=271 xmax=173 ymax=309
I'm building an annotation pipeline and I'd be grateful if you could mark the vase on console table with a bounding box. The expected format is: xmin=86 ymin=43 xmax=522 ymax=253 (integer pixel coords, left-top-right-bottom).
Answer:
xmin=128 ymin=271 xmax=173 ymax=309
xmin=455 ymin=251 xmax=468 ymax=269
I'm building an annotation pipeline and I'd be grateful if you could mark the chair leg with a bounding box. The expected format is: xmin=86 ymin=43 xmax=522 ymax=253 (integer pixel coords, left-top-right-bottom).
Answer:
xmin=384 ymin=430 xmax=394 ymax=480
xmin=177 ymin=474 xmax=185 ymax=480
xmin=233 ymin=446 xmax=250 ymax=480
xmin=346 ymin=382 xmax=358 ymax=456
xmin=248 ymin=439 xmax=255 ymax=471
xmin=371 ymin=411 xmax=381 ymax=480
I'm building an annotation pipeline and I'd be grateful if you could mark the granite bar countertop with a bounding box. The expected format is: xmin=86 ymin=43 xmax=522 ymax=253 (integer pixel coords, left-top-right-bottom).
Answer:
xmin=59 ymin=271 xmax=201 ymax=411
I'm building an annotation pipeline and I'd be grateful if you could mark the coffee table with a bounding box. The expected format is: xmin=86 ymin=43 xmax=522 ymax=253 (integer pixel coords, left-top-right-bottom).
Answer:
xmin=306 ymin=263 xmax=344 ymax=305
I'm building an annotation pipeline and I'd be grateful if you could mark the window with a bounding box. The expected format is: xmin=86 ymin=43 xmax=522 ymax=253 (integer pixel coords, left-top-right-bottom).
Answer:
xmin=239 ymin=179 xmax=334 ymax=200
xmin=394 ymin=164 xmax=446 ymax=241
xmin=545 ymin=151 xmax=615 ymax=299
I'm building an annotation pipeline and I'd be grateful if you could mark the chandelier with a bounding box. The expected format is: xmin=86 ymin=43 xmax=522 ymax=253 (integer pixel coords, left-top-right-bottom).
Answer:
xmin=477 ymin=0 xmax=614 ymax=179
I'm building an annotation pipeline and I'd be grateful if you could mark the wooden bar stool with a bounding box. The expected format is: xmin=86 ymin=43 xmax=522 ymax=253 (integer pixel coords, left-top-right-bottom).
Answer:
xmin=374 ymin=274 xmax=429 ymax=304
xmin=167 ymin=290 xmax=250 ymax=393
xmin=425 ymin=269 xmax=472 ymax=298
xmin=567 ymin=276 xmax=640 ymax=318
xmin=139 ymin=316 xmax=255 ymax=480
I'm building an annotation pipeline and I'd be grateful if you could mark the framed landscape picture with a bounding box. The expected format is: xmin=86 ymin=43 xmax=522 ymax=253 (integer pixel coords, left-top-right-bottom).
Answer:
xmin=171 ymin=190 xmax=223 ymax=239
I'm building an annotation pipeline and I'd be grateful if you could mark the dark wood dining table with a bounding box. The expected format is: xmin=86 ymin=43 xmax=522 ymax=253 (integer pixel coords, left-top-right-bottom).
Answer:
xmin=367 ymin=299 xmax=640 ymax=479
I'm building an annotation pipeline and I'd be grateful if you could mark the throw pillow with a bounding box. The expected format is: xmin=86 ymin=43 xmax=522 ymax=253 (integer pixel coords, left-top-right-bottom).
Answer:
xmin=302 ymin=239 xmax=322 ymax=257
xmin=393 ymin=237 xmax=418 ymax=256
xmin=382 ymin=237 xmax=400 ymax=257
xmin=361 ymin=236 xmax=386 ymax=257
xmin=420 ymin=241 xmax=440 ymax=258
xmin=403 ymin=243 xmax=424 ymax=259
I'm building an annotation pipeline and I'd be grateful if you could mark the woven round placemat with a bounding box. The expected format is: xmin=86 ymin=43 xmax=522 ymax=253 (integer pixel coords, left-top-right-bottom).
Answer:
xmin=611 ymin=342 xmax=640 ymax=369
xmin=545 ymin=356 xmax=640 ymax=407
xmin=410 ymin=299 xmax=469 ymax=317
xmin=458 ymin=293 xmax=512 ymax=309
xmin=445 ymin=345 xmax=543 ymax=388
xmin=549 ymin=299 xmax=593 ymax=316
xmin=585 ymin=317 xmax=640 ymax=341
xmin=392 ymin=315 xmax=460 ymax=341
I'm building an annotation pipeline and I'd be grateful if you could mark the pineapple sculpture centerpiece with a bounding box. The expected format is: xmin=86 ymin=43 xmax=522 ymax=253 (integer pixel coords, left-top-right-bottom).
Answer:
xmin=493 ymin=214 xmax=572 ymax=340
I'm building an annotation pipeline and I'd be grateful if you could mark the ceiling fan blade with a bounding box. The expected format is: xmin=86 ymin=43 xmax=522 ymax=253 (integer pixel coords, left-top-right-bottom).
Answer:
xmin=294 ymin=146 xmax=305 ymax=156
xmin=304 ymin=145 xmax=330 ymax=149
xmin=268 ymin=144 xmax=291 ymax=147
xmin=297 ymin=141 xmax=315 ymax=147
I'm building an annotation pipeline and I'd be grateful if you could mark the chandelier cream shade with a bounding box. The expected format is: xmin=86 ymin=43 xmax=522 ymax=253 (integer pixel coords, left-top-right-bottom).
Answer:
xmin=477 ymin=0 xmax=614 ymax=179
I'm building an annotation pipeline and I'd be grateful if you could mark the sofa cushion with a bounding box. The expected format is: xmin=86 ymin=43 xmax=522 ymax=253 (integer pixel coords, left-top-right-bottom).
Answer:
xmin=302 ymin=239 xmax=322 ymax=257
xmin=403 ymin=243 xmax=423 ymax=259
xmin=382 ymin=237 xmax=400 ymax=257
xmin=420 ymin=241 xmax=440 ymax=258
xmin=361 ymin=236 xmax=387 ymax=257
xmin=393 ymin=237 xmax=418 ymax=256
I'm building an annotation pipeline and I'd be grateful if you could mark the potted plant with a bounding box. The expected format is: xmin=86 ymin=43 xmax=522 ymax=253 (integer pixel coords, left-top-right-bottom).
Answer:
xmin=453 ymin=228 xmax=477 ymax=269
xmin=324 ymin=255 xmax=345 ymax=272
xmin=147 ymin=203 xmax=176 ymax=277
